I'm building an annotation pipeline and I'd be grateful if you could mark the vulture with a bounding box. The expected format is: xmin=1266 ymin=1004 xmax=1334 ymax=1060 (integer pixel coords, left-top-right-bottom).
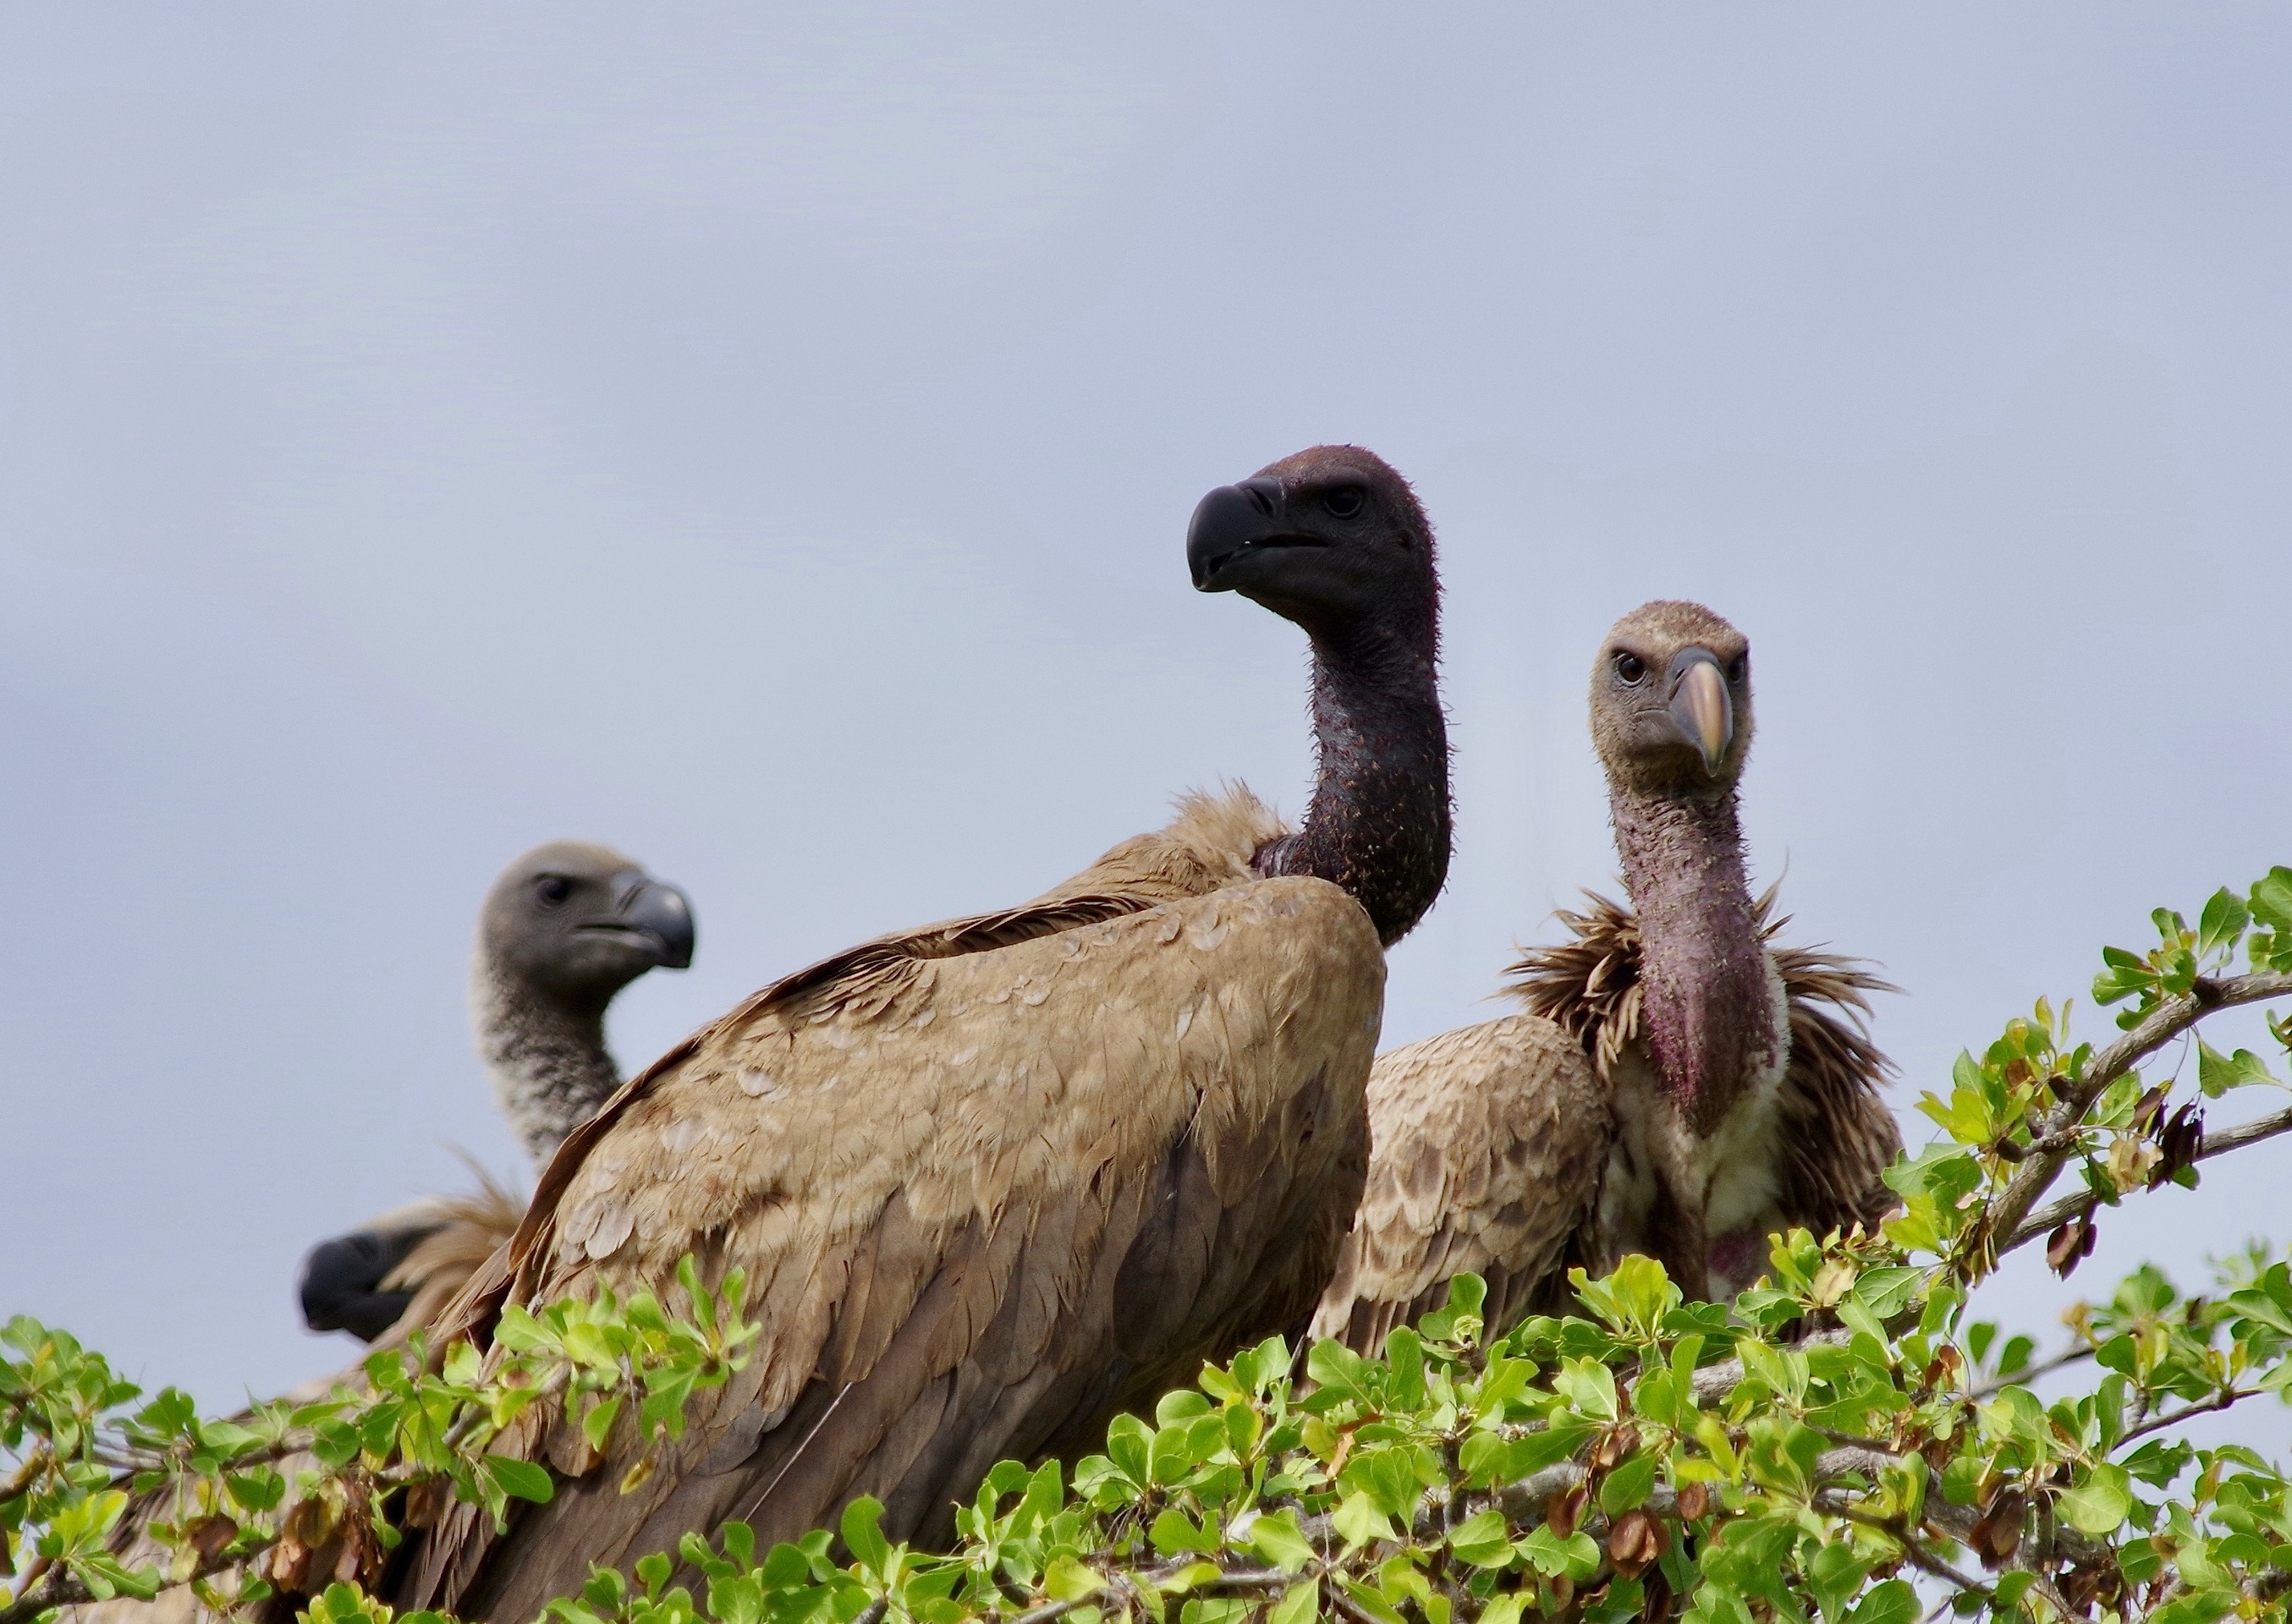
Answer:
xmin=1311 ymin=600 xmax=1897 ymax=1350
xmin=299 ymin=842 xmax=695 ymax=1344
xmin=391 ymin=444 xmax=1452 ymax=1620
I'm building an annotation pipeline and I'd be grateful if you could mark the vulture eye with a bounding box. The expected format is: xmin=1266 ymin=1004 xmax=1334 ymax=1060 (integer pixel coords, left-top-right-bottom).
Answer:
xmin=1727 ymin=655 xmax=1747 ymax=683
xmin=1322 ymin=486 xmax=1366 ymax=518
xmin=1613 ymin=651 xmax=1646 ymax=685
xmin=534 ymin=875 xmax=573 ymax=909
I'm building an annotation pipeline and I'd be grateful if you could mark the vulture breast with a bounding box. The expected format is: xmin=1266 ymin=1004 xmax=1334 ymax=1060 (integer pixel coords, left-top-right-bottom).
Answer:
xmin=410 ymin=791 xmax=1385 ymax=1620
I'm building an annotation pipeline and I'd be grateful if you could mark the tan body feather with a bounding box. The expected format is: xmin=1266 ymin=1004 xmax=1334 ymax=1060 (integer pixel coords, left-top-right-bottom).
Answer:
xmin=1311 ymin=886 xmax=1898 ymax=1351
xmin=404 ymin=789 xmax=1387 ymax=1619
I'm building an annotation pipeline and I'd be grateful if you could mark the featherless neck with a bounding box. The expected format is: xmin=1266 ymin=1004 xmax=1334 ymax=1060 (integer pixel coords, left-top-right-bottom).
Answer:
xmin=1611 ymin=783 xmax=1778 ymax=1133
xmin=1256 ymin=617 xmax=1450 ymax=946
xmin=471 ymin=968 xmax=623 ymax=1167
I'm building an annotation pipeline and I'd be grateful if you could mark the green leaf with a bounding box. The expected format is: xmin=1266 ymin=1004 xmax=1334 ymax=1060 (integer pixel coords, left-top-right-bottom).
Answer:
xmin=2251 ymin=868 xmax=2292 ymax=935
xmin=1598 ymin=1451 xmax=1656 ymax=1516
xmin=580 ymin=1395 xmax=621 ymax=1454
xmin=1247 ymin=1511 xmax=1317 ymax=1574
xmin=2057 ymin=1463 xmax=2133 ymax=1534
xmin=2198 ymin=889 xmax=2250 ymax=957
xmin=1268 ymin=1579 xmax=1319 ymax=1624
xmin=1553 ymin=1358 xmax=1618 ymax=1420
xmin=1515 ymin=1524 xmax=1601 ymax=1580
xmin=1150 ymin=1509 xmax=1216 ymax=1555
xmin=1332 ymin=1491 xmax=1394 ymax=1549
xmin=1445 ymin=1510 xmax=1513 ymax=1568
xmin=1850 ymin=1267 xmax=1924 ymax=1320
xmin=1845 ymin=1579 xmax=1917 ymax=1624
xmin=481 ymin=1455 xmax=554 ymax=1506
xmin=2197 ymin=1040 xmax=2275 ymax=1096
xmin=1044 ymin=1556 xmax=1105 ymax=1604
xmin=840 ymin=1495 xmax=891 ymax=1572
xmin=1105 ymin=1413 xmax=1151 ymax=1487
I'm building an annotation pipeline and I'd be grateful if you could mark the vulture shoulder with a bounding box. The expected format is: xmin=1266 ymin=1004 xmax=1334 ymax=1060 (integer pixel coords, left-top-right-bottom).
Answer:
xmin=1308 ymin=1014 xmax=1608 ymax=1354
xmin=1506 ymin=886 xmax=1902 ymax=1240
xmin=408 ymin=788 xmax=1385 ymax=1620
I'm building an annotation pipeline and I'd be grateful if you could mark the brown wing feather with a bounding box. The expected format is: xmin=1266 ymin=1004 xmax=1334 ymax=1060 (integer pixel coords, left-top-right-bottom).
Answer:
xmin=1506 ymin=883 xmax=1901 ymax=1237
xmin=401 ymin=791 xmax=1385 ymax=1620
xmin=1309 ymin=1015 xmax=1608 ymax=1352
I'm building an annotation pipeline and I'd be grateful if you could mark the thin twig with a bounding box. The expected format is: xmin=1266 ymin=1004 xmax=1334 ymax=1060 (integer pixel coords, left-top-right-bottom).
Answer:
xmin=1984 ymin=973 xmax=2292 ymax=1265
xmin=1327 ymin=1583 xmax=1386 ymax=1624
xmin=2118 ymin=1387 xmax=2257 ymax=1446
xmin=1970 ymin=1344 xmax=2097 ymax=1398
xmin=1817 ymin=1499 xmax=1988 ymax=1595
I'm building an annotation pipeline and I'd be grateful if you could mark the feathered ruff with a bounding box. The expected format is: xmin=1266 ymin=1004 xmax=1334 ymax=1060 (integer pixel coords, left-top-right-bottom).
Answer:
xmin=1505 ymin=884 xmax=1903 ymax=1235
xmin=377 ymin=1167 xmax=527 ymax=1349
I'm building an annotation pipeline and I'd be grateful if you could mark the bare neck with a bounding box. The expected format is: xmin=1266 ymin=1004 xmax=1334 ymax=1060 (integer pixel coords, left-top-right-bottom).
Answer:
xmin=1256 ymin=616 xmax=1449 ymax=946
xmin=470 ymin=968 xmax=621 ymax=1167
xmin=1610 ymin=782 xmax=1778 ymax=1133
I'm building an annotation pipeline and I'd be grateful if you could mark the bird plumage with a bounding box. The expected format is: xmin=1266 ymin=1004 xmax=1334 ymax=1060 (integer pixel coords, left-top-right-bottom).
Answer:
xmin=1311 ymin=601 xmax=1898 ymax=1350
xmin=398 ymin=446 xmax=1453 ymax=1618
xmin=405 ymin=792 xmax=1385 ymax=1619
xmin=1506 ymin=887 xmax=1899 ymax=1268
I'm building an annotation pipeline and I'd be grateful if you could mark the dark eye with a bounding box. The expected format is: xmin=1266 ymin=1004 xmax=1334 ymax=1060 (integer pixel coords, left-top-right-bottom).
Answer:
xmin=1322 ymin=486 xmax=1366 ymax=518
xmin=1727 ymin=655 xmax=1747 ymax=683
xmin=534 ymin=875 xmax=573 ymax=909
xmin=1613 ymin=651 xmax=1646 ymax=684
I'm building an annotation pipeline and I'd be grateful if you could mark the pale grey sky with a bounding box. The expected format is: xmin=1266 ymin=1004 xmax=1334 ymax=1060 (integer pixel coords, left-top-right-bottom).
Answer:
xmin=3 ymin=4 xmax=2288 ymax=1428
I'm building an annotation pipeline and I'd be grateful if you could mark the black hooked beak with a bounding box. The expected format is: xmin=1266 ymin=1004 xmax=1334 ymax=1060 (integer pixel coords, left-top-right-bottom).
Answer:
xmin=1187 ymin=476 xmax=1320 ymax=591
xmin=591 ymin=871 xmax=696 ymax=968
xmin=1665 ymin=648 xmax=1734 ymax=776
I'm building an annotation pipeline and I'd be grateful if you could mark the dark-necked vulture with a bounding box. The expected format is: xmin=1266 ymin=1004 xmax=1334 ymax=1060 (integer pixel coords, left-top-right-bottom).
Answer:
xmin=390 ymin=446 xmax=1450 ymax=1619
xmin=1312 ymin=600 xmax=1896 ymax=1349
xmin=298 ymin=842 xmax=695 ymax=1344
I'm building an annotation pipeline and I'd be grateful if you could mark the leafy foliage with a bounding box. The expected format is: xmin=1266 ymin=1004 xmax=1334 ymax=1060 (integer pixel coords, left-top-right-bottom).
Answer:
xmin=2 ymin=1261 xmax=755 ymax=1623
xmin=9 ymin=875 xmax=2292 ymax=1624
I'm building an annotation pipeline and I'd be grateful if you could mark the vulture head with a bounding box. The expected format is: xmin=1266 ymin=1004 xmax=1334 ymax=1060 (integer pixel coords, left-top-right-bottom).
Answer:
xmin=1590 ymin=599 xmax=1754 ymax=799
xmin=1184 ymin=444 xmax=1450 ymax=946
xmin=475 ymin=841 xmax=695 ymax=1165
xmin=479 ymin=841 xmax=696 ymax=1010
xmin=300 ymin=842 xmax=695 ymax=1342
xmin=1186 ymin=444 xmax=1437 ymax=641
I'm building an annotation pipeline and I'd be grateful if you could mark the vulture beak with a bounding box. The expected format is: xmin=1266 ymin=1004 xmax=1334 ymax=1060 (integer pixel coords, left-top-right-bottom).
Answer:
xmin=594 ymin=873 xmax=697 ymax=969
xmin=1667 ymin=650 xmax=1734 ymax=776
xmin=1187 ymin=477 xmax=1316 ymax=591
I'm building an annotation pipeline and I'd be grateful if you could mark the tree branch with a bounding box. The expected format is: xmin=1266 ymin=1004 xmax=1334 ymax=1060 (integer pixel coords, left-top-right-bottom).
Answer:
xmin=2118 ymin=1387 xmax=2257 ymax=1447
xmin=1970 ymin=1344 xmax=2096 ymax=1397
xmin=1982 ymin=973 xmax=2292 ymax=1265
xmin=2003 ymin=1100 xmax=2292 ymax=1256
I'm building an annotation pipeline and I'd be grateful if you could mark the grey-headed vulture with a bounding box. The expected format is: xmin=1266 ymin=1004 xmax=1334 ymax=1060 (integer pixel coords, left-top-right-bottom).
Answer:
xmin=394 ymin=446 xmax=1452 ymax=1619
xmin=1312 ymin=601 xmax=1896 ymax=1349
xmin=299 ymin=842 xmax=695 ymax=1344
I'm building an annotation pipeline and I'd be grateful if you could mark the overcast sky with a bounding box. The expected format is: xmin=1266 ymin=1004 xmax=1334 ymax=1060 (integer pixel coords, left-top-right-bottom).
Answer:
xmin=4 ymin=3 xmax=2289 ymax=1429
